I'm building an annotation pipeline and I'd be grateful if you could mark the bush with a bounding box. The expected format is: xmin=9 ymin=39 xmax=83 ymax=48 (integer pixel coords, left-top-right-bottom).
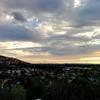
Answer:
xmin=10 ymin=85 xmax=26 ymax=100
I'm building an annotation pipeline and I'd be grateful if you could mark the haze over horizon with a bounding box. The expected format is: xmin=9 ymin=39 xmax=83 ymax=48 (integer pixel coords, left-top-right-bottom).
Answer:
xmin=0 ymin=0 xmax=100 ymax=63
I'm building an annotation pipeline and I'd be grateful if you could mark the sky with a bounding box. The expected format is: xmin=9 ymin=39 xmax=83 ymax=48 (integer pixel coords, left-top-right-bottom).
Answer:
xmin=0 ymin=0 xmax=100 ymax=63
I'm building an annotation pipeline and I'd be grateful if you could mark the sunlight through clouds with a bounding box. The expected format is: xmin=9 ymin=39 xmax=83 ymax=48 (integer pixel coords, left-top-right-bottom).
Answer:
xmin=0 ymin=41 xmax=42 ymax=49
xmin=74 ymin=0 xmax=81 ymax=8
xmin=0 ymin=0 xmax=100 ymax=63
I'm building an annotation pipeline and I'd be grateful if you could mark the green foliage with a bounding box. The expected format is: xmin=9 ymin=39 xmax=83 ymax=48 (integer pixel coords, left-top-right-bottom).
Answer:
xmin=0 ymin=88 xmax=11 ymax=100
xmin=0 ymin=85 xmax=26 ymax=100
xmin=0 ymin=65 xmax=100 ymax=100
xmin=10 ymin=85 xmax=26 ymax=100
xmin=68 ymin=77 xmax=96 ymax=100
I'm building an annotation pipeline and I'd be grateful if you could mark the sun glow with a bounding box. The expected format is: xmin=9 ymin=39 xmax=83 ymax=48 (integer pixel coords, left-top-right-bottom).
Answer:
xmin=74 ymin=0 xmax=81 ymax=8
xmin=6 ymin=15 xmax=13 ymax=20
xmin=0 ymin=41 xmax=42 ymax=49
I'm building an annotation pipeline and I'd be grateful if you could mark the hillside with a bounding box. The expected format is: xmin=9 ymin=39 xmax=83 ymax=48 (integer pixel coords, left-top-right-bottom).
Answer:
xmin=0 ymin=55 xmax=30 ymax=68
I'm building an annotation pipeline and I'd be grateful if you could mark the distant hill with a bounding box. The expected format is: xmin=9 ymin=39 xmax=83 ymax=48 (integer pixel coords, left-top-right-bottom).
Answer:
xmin=0 ymin=55 xmax=99 ymax=70
xmin=0 ymin=55 xmax=31 ymax=68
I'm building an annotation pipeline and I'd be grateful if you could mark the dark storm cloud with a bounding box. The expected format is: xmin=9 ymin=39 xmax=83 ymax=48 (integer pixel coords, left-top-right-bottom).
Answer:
xmin=46 ymin=34 xmax=89 ymax=42
xmin=0 ymin=0 xmax=64 ymax=14
xmin=34 ymin=0 xmax=63 ymax=12
xmin=17 ymin=45 xmax=100 ymax=56
xmin=11 ymin=12 xmax=26 ymax=22
xmin=22 ymin=43 xmax=100 ymax=56
xmin=0 ymin=0 xmax=75 ymax=24
xmin=0 ymin=23 xmax=43 ymax=42
xmin=1 ymin=0 xmax=100 ymax=56
xmin=80 ymin=0 xmax=100 ymax=20
xmin=75 ymin=0 xmax=100 ymax=27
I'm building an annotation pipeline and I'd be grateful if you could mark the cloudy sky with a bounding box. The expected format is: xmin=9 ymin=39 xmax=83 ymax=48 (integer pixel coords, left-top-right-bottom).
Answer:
xmin=0 ymin=0 xmax=100 ymax=63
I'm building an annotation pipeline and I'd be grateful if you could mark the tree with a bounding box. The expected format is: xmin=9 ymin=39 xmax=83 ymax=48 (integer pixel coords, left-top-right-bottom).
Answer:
xmin=67 ymin=77 xmax=96 ymax=100
xmin=10 ymin=85 xmax=26 ymax=100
